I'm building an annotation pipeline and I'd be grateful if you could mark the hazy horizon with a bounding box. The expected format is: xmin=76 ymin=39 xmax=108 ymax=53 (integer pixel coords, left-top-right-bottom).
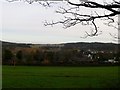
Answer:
xmin=1 ymin=39 xmax=119 ymax=45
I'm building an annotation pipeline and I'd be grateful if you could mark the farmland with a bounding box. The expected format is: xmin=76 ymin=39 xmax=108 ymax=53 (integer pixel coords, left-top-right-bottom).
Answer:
xmin=2 ymin=66 xmax=119 ymax=88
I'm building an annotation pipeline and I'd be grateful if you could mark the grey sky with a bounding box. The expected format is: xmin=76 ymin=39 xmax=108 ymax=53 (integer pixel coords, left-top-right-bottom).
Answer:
xmin=1 ymin=0 xmax=119 ymax=44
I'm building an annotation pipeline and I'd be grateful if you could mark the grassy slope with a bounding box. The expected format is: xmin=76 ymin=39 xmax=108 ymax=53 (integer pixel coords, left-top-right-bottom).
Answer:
xmin=2 ymin=66 xmax=119 ymax=88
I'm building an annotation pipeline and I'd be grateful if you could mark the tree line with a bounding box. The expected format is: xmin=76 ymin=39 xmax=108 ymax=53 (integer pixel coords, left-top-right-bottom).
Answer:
xmin=2 ymin=47 xmax=120 ymax=66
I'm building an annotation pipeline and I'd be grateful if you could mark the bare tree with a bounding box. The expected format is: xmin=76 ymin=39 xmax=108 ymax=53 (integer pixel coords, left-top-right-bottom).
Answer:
xmin=7 ymin=0 xmax=120 ymax=38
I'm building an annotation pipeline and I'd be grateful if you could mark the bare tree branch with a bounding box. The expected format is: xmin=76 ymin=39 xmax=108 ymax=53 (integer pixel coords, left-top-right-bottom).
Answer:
xmin=68 ymin=1 xmax=120 ymax=13
xmin=6 ymin=0 xmax=120 ymax=38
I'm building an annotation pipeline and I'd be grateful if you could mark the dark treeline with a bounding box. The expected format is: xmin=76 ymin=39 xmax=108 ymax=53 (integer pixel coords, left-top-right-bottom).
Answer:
xmin=2 ymin=41 xmax=120 ymax=66
xmin=2 ymin=41 xmax=119 ymax=51
xmin=2 ymin=47 xmax=120 ymax=66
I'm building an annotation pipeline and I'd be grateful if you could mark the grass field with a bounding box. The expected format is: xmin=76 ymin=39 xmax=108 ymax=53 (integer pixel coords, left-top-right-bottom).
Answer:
xmin=2 ymin=66 xmax=119 ymax=88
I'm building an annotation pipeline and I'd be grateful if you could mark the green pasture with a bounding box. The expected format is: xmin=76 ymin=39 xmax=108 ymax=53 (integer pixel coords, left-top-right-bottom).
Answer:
xmin=2 ymin=66 xmax=119 ymax=88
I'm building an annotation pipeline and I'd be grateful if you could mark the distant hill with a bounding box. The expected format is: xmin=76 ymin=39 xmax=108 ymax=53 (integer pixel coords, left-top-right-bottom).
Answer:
xmin=63 ymin=42 xmax=118 ymax=51
xmin=1 ymin=41 xmax=119 ymax=51
xmin=2 ymin=41 xmax=31 ymax=48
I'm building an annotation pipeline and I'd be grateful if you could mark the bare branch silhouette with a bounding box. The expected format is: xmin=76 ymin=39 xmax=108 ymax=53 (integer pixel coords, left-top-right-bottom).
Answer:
xmin=6 ymin=0 xmax=120 ymax=38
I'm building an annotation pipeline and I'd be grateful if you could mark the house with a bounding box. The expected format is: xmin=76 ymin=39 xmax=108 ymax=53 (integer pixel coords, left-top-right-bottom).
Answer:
xmin=108 ymin=59 xmax=119 ymax=63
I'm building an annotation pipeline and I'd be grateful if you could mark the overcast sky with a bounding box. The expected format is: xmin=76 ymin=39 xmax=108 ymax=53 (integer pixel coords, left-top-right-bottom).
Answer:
xmin=0 ymin=0 xmax=119 ymax=44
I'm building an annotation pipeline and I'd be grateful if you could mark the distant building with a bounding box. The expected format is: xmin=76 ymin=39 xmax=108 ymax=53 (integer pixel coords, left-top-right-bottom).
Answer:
xmin=88 ymin=54 xmax=93 ymax=59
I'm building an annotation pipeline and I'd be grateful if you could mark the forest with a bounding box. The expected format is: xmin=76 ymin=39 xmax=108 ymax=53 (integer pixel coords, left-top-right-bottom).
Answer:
xmin=2 ymin=41 xmax=120 ymax=66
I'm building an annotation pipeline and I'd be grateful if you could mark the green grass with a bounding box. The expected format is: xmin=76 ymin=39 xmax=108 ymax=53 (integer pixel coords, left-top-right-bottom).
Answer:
xmin=2 ymin=66 xmax=119 ymax=88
